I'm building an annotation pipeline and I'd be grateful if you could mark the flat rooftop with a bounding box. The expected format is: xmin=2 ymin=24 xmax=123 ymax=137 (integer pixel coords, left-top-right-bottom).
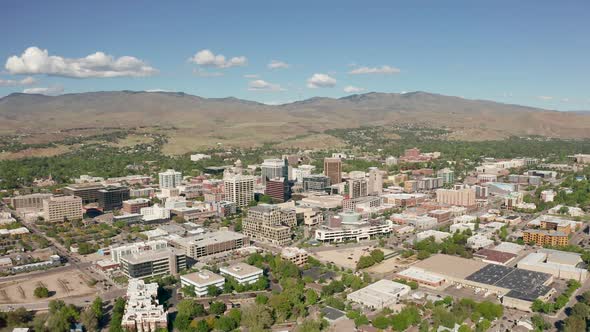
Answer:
xmin=412 ymin=254 xmax=487 ymax=280
xmin=465 ymin=264 xmax=553 ymax=301
xmin=397 ymin=267 xmax=445 ymax=284
xmin=220 ymin=263 xmax=262 ymax=278
xmin=493 ymin=242 xmax=524 ymax=255
xmin=172 ymin=230 xmax=246 ymax=247
xmin=181 ymin=270 xmax=224 ymax=286
xmin=474 ymin=248 xmax=517 ymax=264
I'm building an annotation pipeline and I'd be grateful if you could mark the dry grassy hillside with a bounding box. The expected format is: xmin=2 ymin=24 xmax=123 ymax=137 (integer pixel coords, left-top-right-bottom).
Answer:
xmin=1 ymin=90 xmax=589 ymax=153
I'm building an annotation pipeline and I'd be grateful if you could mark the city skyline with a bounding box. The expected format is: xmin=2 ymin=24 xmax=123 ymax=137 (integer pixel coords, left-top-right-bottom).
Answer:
xmin=1 ymin=0 xmax=589 ymax=111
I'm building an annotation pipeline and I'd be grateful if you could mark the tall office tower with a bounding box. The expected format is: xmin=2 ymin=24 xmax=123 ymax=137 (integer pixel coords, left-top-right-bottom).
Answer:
xmin=223 ymin=174 xmax=255 ymax=208
xmin=97 ymin=186 xmax=130 ymax=211
xmin=324 ymin=157 xmax=342 ymax=185
xmin=292 ymin=165 xmax=316 ymax=183
xmin=265 ymin=177 xmax=292 ymax=203
xmin=158 ymin=169 xmax=182 ymax=189
xmin=260 ymin=158 xmax=288 ymax=185
xmin=367 ymin=167 xmax=383 ymax=195
xmin=348 ymin=177 xmax=369 ymax=199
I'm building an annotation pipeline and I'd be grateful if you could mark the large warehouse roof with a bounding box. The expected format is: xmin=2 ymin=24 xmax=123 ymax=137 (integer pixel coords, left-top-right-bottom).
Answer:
xmin=413 ymin=254 xmax=487 ymax=279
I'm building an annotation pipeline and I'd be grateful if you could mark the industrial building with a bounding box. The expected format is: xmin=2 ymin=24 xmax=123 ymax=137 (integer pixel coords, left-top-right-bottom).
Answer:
xmin=413 ymin=254 xmax=555 ymax=312
xmin=517 ymin=249 xmax=587 ymax=282
xmin=396 ymin=267 xmax=445 ymax=288
xmin=347 ymin=280 xmax=411 ymax=310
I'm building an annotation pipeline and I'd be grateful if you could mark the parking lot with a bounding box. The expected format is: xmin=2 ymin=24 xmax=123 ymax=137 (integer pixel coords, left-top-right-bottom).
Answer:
xmin=312 ymin=245 xmax=394 ymax=270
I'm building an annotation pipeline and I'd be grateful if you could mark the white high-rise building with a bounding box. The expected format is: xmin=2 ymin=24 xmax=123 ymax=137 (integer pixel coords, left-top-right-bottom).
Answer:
xmin=293 ymin=165 xmax=316 ymax=183
xmin=158 ymin=169 xmax=182 ymax=189
xmin=224 ymin=174 xmax=255 ymax=208
xmin=367 ymin=167 xmax=383 ymax=195
xmin=260 ymin=159 xmax=287 ymax=185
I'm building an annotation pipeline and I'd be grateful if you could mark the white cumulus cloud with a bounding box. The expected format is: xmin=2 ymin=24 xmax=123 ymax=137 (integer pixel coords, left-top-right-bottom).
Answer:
xmin=23 ymin=85 xmax=64 ymax=95
xmin=343 ymin=85 xmax=365 ymax=93
xmin=248 ymin=80 xmax=285 ymax=92
xmin=243 ymin=74 xmax=259 ymax=79
xmin=189 ymin=49 xmax=246 ymax=68
xmin=307 ymin=73 xmax=336 ymax=88
xmin=0 ymin=76 xmax=36 ymax=87
xmin=349 ymin=65 xmax=400 ymax=75
xmin=5 ymin=47 xmax=158 ymax=78
xmin=268 ymin=60 xmax=290 ymax=69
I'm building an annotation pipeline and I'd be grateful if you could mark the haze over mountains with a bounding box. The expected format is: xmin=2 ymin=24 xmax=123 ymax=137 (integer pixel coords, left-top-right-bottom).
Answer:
xmin=1 ymin=91 xmax=590 ymax=145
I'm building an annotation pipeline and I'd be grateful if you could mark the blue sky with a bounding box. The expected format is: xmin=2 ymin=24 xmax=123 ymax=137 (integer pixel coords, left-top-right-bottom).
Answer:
xmin=1 ymin=0 xmax=588 ymax=110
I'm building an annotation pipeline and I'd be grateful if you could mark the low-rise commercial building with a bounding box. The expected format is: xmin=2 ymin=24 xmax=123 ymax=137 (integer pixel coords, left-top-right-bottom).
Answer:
xmin=396 ymin=267 xmax=445 ymax=288
xmin=281 ymin=247 xmax=308 ymax=267
xmin=122 ymin=198 xmax=150 ymax=214
xmin=517 ymin=249 xmax=587 ymax=282
xmin=347 ymin=280 xmax=411 ymax=310
xmin=315 ymin=219 xmax=394 ymax=243
xmin=119 ymin=247 xmax=186 ymax=279
xmin=416 ymin=230 xmax=451 ymax=243
xmin=219 ymin=263 xmax=263 ymax=285
xmin=180 ymin=271 xmax=225 ymax=297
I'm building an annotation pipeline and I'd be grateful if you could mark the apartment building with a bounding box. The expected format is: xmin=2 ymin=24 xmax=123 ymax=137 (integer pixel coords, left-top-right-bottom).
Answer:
xmin=122 ymin=279 xmax=168 ymax=332
xmin=436 ymin=188 xmax=476 ymax=207
xmin=437 ymin=168 xmax=455 ymax=184
xmin=167 ymin=230 xmax=248 ymax=259
xmin=324 ymin=158 xmax=342 ymax=185
xmin=242 ymin=204 xmax=296 ymax=246
xmin=223 ymin=174 xmax=255 ymax=208
xmin=158 ymin=169 xmax=182 ymax=189
xmin=42 ymin=196 xmax=83 ymax=222
xmin=367 ymin=167 xmax=383 ymax=195
xmin=523 ymin=230 xmax=569 ymax=246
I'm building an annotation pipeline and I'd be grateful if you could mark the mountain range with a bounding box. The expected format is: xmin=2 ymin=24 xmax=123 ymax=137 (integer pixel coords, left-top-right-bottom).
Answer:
xmin=1 ymin=91 xmax=590 ymax=151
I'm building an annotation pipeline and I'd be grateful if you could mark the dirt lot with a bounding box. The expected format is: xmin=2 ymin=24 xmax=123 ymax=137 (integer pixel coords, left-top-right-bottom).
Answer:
xmin=0 ymin=270 xmax=96 ymax=304
xmin=312 ymin=246 xmax=394 ymax=270
xmin=366 ymin=255 xmax=418 ymax=274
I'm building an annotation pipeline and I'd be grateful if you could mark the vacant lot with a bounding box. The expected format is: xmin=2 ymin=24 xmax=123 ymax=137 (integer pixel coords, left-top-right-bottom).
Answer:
xmin=0 ymin=270 xmax=95 ymax=304
xmin=312 ymin=246 xmax=394 ymax=270
xmin=366 ymin=254 xmax=417 ymax=274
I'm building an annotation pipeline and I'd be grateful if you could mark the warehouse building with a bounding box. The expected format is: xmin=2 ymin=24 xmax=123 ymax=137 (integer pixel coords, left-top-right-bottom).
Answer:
xmin=517 ymin=249 xmax=587 ymax=282
xmin=347 ymin=280 xmax=411 ymax=310
xmin=396 ymin=267 xmax=445 ymax=288
xmin=413 ymin=254 xmax=555 ymax=312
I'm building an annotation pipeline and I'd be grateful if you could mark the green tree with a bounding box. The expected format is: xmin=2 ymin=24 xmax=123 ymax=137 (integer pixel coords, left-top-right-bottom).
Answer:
xmin=241 ymin=303 xmax=274 ymax=331
xmin=372 ymin=315 xmax=390 ymax=329
xmin=305 ymin=289 xmax=318 ymax=305
xmin=34 ymin=286 xmax=50 ymax=298
xmin=80 ymin=308 xmax=99 ymax=332
xmin=214 ymin=315 xmax=238 ymax=332
xmin=209 ymin=301 xmax=227 ymax=315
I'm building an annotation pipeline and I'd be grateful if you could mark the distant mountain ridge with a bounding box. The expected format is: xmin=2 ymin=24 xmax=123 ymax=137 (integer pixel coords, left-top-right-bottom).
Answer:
xmin=1 ymin=90 xmax=590 ymax=143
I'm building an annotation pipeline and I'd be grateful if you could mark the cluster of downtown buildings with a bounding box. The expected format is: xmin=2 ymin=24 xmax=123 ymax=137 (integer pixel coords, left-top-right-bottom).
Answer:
xmin=4 ymin=148 xmax=590 ymax=331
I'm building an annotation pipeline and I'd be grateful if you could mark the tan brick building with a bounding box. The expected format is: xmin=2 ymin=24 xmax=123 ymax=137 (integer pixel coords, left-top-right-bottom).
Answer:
xmin=243 ymin=204 xmax=296 ymax=246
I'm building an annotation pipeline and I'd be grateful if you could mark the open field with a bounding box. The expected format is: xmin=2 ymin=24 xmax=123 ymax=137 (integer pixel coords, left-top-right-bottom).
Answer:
xmin=0 ymin=270 xmax=96 ymax=304
xmin=312 ymin=245 xmax=394 ymax=270
xmin=108 ymin=134 xmax=154 ymax=148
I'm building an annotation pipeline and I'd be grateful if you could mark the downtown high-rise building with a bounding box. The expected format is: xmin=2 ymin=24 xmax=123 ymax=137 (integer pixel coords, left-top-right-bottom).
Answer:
xmin=158 ymin=169 xmax=182 ymax=189
xmin=223 ymin=174 xmax=255 ymax=208
xmin=324 ymin=157 xmax=342 ymax=185
xmin=260 ymin=158 xmax=288 ymax=185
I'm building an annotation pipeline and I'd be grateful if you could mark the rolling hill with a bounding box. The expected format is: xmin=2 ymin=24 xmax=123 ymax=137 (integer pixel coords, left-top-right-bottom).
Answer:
xmin=1 ymin=90 xmax=589 ymax=152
